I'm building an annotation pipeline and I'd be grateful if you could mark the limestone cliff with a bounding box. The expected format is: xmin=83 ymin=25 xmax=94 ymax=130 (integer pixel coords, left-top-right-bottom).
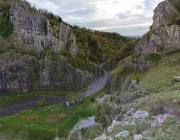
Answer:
xmin=0 ymin=0 xmax=132 ymax=93
xmin=126 ymin=0 xmax=180 ymax=71
xmin=0 ymin=0 xmax=94 ymax=93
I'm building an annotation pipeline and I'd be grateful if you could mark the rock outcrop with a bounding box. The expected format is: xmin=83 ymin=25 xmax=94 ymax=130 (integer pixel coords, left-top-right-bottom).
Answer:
xmin=0 ymin=0 xmax=96 ymax=93
xmin=10 ymin=1 xmax=78 ymax=55
xmin=127 ymin=0 xmax=180 ymax=70
xmin=135 ymin=0 xmax=180 ymax=54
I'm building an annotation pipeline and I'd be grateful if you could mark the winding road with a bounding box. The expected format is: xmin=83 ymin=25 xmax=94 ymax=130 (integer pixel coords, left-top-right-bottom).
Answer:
xmin=0 ymin=67 xmax=109 ymax=118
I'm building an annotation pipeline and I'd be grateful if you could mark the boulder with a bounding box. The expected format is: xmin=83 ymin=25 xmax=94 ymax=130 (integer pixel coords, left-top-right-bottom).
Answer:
xmin=133 ymin=134 xmax=143 ymax=140
xmin=133 ymin=110 xmax=149 ymax=120
xmin=94 ymin=133 xmax=106 ymax=140
xmin=142 ymin=130 xmax=150 ymax=136
xmin=129 ymin=80 xmax=137 ymax=88
xmin=115 ymin=130 xmax=129 ymax=137
xmin=169 ymin=82 xmax=173 ymax=86
xmin=173 ymin=76 xmax=180 ymax=82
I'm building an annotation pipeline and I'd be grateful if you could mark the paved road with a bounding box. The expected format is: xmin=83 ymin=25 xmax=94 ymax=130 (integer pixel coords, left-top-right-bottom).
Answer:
xmin=0 ymin=68 xmax=109 ymax=118
xmin=0 ymin=96 xmax=67 ymax=117
xmin=84 ymin=68 xmax=109 ymax=96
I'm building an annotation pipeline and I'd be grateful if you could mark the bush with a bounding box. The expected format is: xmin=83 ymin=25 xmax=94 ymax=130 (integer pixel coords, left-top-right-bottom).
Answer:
xmin=91 ymin=97 xmax=95 ymax=102
xmin=157 ymin=44 xmax=164 ymax=52
xmin=159 ymin=24 xmax=165 ymax=27
xmin=145 ymin=53 xmax=162 ymax=61
xmin=135 ymin=74 xmax=140 ymax=83
xmin=0 ymin=6 xmax=14 ymax=39
xmin=36 ymin=98 xmax=46 ymax=108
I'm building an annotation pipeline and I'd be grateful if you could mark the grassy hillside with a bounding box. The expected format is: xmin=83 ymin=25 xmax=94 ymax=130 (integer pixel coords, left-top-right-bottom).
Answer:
xmin=104 ymin=51 xmax=180 ymax=140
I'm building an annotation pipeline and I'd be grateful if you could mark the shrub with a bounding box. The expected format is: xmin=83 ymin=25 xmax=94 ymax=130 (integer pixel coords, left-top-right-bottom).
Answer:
xmin=0 ymin=5 xmax=14 ymax=39
xmin=36 ymin=98 xmax=46 ymax=108
xmin=159 ymin=24 xmax=165 ymax=27
xmin=135 ymin=74 xmax=140 ymax=83
xmin=91 ymin=97 xmax=95 ymax=102
xmin=157 ymin=44 xmax=164 ymax=52
xmin=145 ymin=53 xmax=162 ymax=61
xmin=165 ymin=30 xmax=169 ymax=36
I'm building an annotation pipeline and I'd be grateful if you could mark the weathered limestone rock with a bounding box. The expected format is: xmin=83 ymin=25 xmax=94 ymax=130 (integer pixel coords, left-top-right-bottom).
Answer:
xmin=133 ymin=134 xmax=143 ymax=140
xmin=115 ymin=130 xmax=129 ymax=138
xmin=107 ymin=120 xmax=122 ymax=133
xmin=152 ymin=0 xmax=177 ymax=30
xmin=9 ymin=2 xmax=79 ymax=55
xmin=173 ymin=76 xmax=180 ymax=82
xmin=0 ymin=54 xmax=36 ymax=93
xmin=129 ymin=80 xmax=137 ymax=88
xmin=125 ymin=55 xmax=155 ymax=71
xmin=40 ymin=56 xmax=93 ymax=90
xmin=133 ymin=110 xmax=149 ymax=120
xmin=127 ymin=0 xmax=180 ymax=70
xmin=147 ymin=114 xmax=168 ymax=127
xmin=135 ymin=0 xmax=180 ymax=55
xmin=94 ymin=133 xmax=107 ymax=140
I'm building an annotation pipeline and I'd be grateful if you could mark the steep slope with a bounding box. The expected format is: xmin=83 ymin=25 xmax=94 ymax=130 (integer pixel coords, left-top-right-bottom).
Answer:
xmin=0 ymin=0 xmax=132 ymax=93
xmin=126 ymin=0 xmax=180 ymax=71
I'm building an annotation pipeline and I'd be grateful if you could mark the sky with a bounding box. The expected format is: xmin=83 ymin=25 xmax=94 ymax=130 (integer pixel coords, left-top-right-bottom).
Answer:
xmin=27 ymin=0 xmax=164 ymax=36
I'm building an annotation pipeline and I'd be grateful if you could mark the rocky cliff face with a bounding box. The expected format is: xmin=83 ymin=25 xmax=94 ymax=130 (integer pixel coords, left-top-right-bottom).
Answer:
xmin=126 ymin=0 xmax=180 ymax=71
xmin=135 ymin=0 xmax=180 ymax=54
xmin=0 ymin=0 xmax=95 ymax=93
xmin=10 ymin=1 xmax=78 ymax=55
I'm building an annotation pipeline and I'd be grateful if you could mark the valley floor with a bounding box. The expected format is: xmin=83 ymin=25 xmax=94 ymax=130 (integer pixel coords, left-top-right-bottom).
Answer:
xmin=1 ymin=52 xmax=180 ymax=140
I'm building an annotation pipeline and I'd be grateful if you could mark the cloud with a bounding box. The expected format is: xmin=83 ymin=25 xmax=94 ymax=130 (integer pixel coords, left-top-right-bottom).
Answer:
xmin=27 ymin=0 xmax=164 ymax=36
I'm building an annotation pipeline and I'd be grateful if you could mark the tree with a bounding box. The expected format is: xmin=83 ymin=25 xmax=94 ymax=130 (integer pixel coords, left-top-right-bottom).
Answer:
xmin=36 ymin=98 xmax=46 ymax=108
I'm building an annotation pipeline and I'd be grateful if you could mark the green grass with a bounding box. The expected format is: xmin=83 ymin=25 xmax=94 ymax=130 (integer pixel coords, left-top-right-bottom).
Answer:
xmin=0 ymin=86 xmax=107 ymax=139
xmin=58 ymin=108 xmax=97 ymax=138
xmin=111 ymin=51 xmax=180 ymax=93
xmin=80 ymin=125 xmax=103 ymax=140
xmin=140 ymin=52 xmax=180 ymax=92
xmin=0 ymin=114 xmax=56 ymax=140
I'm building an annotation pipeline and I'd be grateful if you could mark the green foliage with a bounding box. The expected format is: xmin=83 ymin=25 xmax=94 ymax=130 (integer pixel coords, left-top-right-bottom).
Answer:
xmin=168 ymin=12 xmax=179 ymax=26
xmin=159 ymin=24 xmax=165 ymax=27
xmin=113 ymin=38 xmax=140 ymax=63
xmin=77 ymin=49 xmax=87 ymax=60
xmin=171 ymin=1 xmax=180 ymax=14
xmin=21 ymin=50 xmax=37 ymax=56
xmin=157 ymin=44 xmax=164 ymax=52
xmin=145 ymin=53 xmax=162 ymax=61
xmin=42 ymin=10 xmax=62 ymax=27
xmin=69 ymin=57 xmax=78 ymax=68
xmin=60 ymin=49 xmax=96 ymax=72
xmin=96 ymin=103 xmax=112 ymax=128
xmin=60 ymin=50 xmax=72 ymax=58
xmin=72 ymin=26 xmax=133 ymax=63
xmin=135 ymin=121 xmax=148 ymax=134
xmin=165 ymin=30 xmax=169 ymax=36
xmin=58 ymin=108 xmax=97 ymax=138
xmin=135 ymin=74 xmax=140 ymax=83
xmin=0 ymin=116 xmax=55 ymax=140
xmin=0 ymin=2 xmax=8 ymax=10
xmin=146 ymin=30 xmax=155 ymax=42
xmin=0 ymin=4 xmax=14 ymax=39
xmin=36 ymin=98 xmax=47 ymax=108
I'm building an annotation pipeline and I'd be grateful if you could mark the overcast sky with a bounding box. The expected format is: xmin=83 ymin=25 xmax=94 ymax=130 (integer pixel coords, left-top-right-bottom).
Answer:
xmin=27 ymin=0 xmax=164 ymax=36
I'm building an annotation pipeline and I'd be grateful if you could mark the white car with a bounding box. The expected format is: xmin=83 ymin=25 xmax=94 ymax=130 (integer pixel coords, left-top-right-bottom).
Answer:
xmin=63 ymin=102 xmax=69 ymax=106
